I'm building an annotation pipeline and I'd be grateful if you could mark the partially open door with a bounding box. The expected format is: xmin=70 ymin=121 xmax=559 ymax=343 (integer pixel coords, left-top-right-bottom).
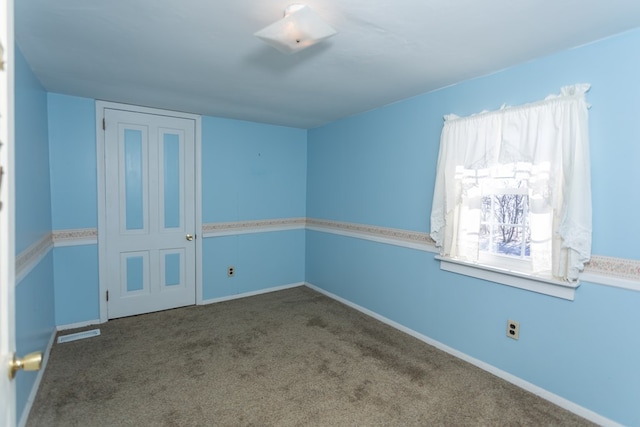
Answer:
xmin=0 ymin=0 xmax=16 ymax=424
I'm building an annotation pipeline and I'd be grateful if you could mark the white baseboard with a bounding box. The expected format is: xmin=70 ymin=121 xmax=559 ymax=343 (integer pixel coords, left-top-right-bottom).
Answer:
xmin=56 ymin=319 xmax=102 ymax=331
xmin=304 ymin=282 xmax=623 ymax=427
xmin=201 ymin=282 xmax=305 ymax=305
xmin=18 ymin=328 xmax=56 ymax=427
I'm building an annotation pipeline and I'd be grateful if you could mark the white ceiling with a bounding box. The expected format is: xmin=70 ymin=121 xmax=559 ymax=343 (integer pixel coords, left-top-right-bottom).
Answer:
xmin=15 ymin=0 xmax=640 ymax=129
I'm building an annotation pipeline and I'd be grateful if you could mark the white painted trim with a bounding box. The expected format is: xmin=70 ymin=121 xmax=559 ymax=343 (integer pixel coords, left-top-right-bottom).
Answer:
xmin=17 ymin=328 xmax=56 ymax=427
xmin=306 ymin=218 xmax=438 ymax=253
xmin=52 ymin=228 xmax=97 ymax=247
xmin=204 ymin=224 xmax=305 ymax=238
xmin=194 ymin=115 xmax=203 ymax=306
xmin=56 ymin=319 xmax=102 ymax=332
xmin=306 ymin=225 xmax=439 ymax=253
xmin=202 ymin=218 xmax=306 ymax=238
xmin=304 ymin=282 xmax=623 ymax=427
xmin=96 ymin=101 xmax=202 ymax=321
xmin=0 ymin=2 xmax=16 ymax=423
xmin=582 ymin=255 xmax=640 ymax=290
xmin=580 ymin=272 xmax=640 ymax=292
xmin=437 ymin=255 xmax=578 ymax=301
xmin=200 ymin=282 xmax=304 ymax=305
xmin=15 ymin=234 xmax=53 ymax=284
xmin=53 ymin=239 xmax=97 ymax=248
xmin=95 ymin=101 xmax=201 ymax=121
xmin=96 ymin=101 xmax=108 ymax=323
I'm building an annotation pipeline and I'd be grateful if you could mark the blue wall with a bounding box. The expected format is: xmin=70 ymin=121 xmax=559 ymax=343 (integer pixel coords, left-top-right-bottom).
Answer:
xmin=47 ymin=94 xmax=97 ymax=230
xmin=306 ymin=29 xmax=640 ymax=426
xmin=15 ymin=48 xmax=52 ymax=254
xmin=201 ymin=117 xmax=307 ymax=300
xmin=14 ymin=45 xmax=55 ymax=421
xmin=52 ymin=245 xmax=100 ymax=325
xmin=203 ymin=230 xmax=305 ymax=300
xmin=47 ymin=94 xmax=100 ymax=324
xmin=202 ymin=117 xmax=307 ymax=222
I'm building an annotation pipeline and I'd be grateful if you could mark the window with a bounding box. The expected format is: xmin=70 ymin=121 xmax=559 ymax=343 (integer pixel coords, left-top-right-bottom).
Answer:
xmin=479 ymin=178 xmax=530 ymax=262
xmin=430 ymin=85 xmax=592 ymax=299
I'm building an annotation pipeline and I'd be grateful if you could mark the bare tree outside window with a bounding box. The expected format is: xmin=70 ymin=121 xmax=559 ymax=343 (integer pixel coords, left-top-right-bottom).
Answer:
xmin=479 ymin=180 xmax=530 ymax=258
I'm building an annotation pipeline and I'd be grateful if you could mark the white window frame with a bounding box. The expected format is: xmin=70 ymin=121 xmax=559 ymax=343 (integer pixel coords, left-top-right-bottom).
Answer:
xmin=436 ymin=256 xmax=579 ymax=300
xmin=439 ymin=171 xmax=580 ymax=300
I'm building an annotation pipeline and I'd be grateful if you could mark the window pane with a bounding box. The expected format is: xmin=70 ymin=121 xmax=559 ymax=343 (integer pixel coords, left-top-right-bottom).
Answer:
xmin=481 ymin=197 xmax=492 ymax=223
xmin=491 ymin=194 xmax=526 ymax=226
xmin=480 ymin=179 xmax=531 ymax=259
xmin=479 ymin=224 xmax=490 ymax=252
xmin=124 ymin=129 xmax=144 ymax=230
xmin=491 ymin=226 xmax=530 ymax=257
xmin=163 ymin=133 xmax=181 ymax=229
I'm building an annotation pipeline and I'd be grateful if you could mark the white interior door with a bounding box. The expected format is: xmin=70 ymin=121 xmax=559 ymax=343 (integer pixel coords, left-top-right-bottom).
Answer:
xmin=0 ymin=0 xmax=16 ymax=423
xmin=104 ymin=109 xmax=196 ymax=319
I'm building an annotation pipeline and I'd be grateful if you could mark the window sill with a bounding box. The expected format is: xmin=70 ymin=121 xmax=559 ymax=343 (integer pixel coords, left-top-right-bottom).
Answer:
xmin=435 ymin=256 xmax=579 ymax=300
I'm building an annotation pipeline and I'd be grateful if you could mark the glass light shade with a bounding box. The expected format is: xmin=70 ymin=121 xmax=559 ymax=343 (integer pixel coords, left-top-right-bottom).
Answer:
xmin=254 ymin=5 xmax=337 ymax=54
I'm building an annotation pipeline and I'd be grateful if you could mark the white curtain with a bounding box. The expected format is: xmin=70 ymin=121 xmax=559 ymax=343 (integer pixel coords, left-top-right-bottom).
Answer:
xmin=430 ymin=84 xmax=592 ymax=281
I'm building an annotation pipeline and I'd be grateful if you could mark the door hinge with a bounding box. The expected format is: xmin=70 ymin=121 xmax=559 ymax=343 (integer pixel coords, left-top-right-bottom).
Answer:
xmin=102 ymin=118 xmax=106 ymax=130
xmin=106 ymin=290 xmax=109 ymax=301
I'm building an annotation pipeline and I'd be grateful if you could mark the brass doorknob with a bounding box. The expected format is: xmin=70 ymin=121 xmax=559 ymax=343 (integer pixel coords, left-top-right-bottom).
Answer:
xmin=186 ymin=234 xmax=194 ymax=241
xmin=8 ymin=351 xmax=42 ymax=380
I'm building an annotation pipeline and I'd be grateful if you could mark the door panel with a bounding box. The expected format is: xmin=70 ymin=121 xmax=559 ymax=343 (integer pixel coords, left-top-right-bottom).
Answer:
xmin=105 ymin=109 xmax=195 ymax=319
xmin=161 ymin=250 xmax=184 ymax=288
xmin=122 ymin=127 xmax=147 ymax=232
xmin=161 ymin=132 xmax=182 ymax=229
xmin=122 ymin=252 xmax=148 ymax=294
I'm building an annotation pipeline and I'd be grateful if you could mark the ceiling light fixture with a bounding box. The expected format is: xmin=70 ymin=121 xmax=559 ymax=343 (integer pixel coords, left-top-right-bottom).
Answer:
xmin=254 ymin=4 xmax=337 ymax=54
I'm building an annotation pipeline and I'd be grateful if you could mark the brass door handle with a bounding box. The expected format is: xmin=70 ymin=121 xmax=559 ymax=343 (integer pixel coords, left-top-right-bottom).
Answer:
xmin=8 ymin=351 xmax=42 ymax=380
xmin=186 ymin=234 xmax=194 ymax=241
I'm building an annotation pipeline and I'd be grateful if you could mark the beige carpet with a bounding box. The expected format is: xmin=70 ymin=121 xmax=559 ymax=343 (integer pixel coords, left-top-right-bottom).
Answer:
xmin=28 ymin=286 xmax=593 ymax=426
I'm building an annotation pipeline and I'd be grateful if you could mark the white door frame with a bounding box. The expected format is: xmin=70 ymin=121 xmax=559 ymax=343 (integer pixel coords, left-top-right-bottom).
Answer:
xmin=96 ymin=101 xmax=203 ymax=322
xmin=0 ymin=0 xmax=16 ymax=423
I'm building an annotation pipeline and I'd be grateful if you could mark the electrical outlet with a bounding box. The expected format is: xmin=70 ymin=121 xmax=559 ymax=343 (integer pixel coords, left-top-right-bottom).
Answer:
xmin=227 ymin=266 xmax=235 ymax=277
xmin=507 ymin=320 xmax=520 ymax=340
